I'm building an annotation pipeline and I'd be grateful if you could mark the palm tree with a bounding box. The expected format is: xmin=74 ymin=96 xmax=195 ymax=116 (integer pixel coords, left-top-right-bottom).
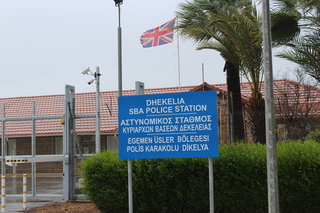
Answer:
xmin=271 ymin=0 xmax=320 ymax=83
xmin=176 ymin=0 xmax=266 ymax=143
xmin=277 ymin=32 xmax=320 ymax=82
xmin=271 ymin=0 xmax=319 ymax=44
xmin=176 ymin=0 xmax=247 ymax=142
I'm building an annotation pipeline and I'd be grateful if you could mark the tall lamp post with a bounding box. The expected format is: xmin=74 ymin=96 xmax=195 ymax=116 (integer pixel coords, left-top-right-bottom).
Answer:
xmin=114 ymin=0 xmax=123 ymax=97
xmin=82 ymin=67 xmax=101 ymax=153
xmin=113 ymin=1 xmax=133 ymax=213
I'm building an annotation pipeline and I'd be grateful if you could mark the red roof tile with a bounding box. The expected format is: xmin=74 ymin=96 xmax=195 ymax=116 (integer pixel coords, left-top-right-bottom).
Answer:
xmin=1 ymin=80 xmax=319 ymax=137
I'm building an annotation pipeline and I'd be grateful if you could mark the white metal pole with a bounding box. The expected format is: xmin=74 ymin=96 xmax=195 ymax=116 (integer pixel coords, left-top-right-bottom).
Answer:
xmin=127 ymin=82 xmax=144 ymax=213
xmin=1 ymin=104 xmax=6 ymax=177
xmin=128 ymin=159 xmax=133 ymax=213
xmin=176 ymin=18 xmax=181 ymax=90
xmin=13 ymin=140 xmax=17 ymax=194
xmin=23 ymin=174 xmax=27 ymax=210
xmin=202 ymin=63 xmax=205 ymax=90
xmin=95 ymin=67 xmax=101 ymax=153
xmin=116 ymin=2 xmax=130 ymax=212
xmin=31 ymin=102 xmax=36 ymax=196
xmin=209 ymin=157 xmax=214 ymax=213
xmin=118 ymin=5 xmax=122 ymax=97
xmin=1 ymin=176 xmax=5 ymax=213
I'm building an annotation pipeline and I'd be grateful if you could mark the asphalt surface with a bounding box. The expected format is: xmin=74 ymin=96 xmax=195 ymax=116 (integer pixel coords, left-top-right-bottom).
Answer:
xmin=2 ymin=196 xmax=64 ymax=213
xmin=4 ymin=201 xmax=54 ymax=213
xmin=1 ymin=175 xmax=89 ymax=212
xmin=2 ymin=177 xmax=65 ymax=212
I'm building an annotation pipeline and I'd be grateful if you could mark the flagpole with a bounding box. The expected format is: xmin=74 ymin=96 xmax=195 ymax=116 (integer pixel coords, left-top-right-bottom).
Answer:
xmin=176 ymin=16 xmax=181 ymax=90
xmin=117 ymin=4 xmax=122 ymax=97
xmin=202 ymin=63 xmax=205 ymax=91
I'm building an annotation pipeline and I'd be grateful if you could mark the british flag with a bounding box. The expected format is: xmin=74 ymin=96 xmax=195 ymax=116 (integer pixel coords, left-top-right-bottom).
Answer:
xmin=140 ymin=18 xmax=176 ymax=48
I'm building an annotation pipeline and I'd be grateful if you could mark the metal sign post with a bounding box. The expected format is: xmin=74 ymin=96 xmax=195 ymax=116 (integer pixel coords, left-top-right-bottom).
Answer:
xmin=209 ymin=157 xmax=214 ymax=213
xmin=128 ymin=81 xmax=145 ymax=213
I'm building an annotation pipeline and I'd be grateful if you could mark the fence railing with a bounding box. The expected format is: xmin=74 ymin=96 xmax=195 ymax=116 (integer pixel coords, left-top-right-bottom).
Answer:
xmin=219 ymin=97 xmax=320 ymax=144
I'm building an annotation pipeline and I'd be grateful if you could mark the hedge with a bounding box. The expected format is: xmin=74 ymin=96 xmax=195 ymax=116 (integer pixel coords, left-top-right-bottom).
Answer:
xmin=80 ymin=141 xmax=320 ymax=213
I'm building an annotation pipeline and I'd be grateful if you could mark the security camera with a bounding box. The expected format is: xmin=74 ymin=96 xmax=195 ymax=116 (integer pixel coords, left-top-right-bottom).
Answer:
xmin=82 ymin=67 xmax=91 ymax=75
xmin=88 ymin=79 xmax=95 ymax=85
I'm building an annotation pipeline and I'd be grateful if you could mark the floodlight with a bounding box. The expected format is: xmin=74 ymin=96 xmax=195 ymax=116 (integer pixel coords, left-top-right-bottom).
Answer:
xmin=114 ymin=0 xmax=123 ymax=6
xmin=82 ymin=67 xmax=91 ymax=75
xmin=88 ymin=79 xmax=95 ymax=85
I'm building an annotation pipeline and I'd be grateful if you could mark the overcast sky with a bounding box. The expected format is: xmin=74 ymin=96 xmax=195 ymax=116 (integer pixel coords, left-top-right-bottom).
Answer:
xmin=0 ymin=0 xmax=296 ymax=98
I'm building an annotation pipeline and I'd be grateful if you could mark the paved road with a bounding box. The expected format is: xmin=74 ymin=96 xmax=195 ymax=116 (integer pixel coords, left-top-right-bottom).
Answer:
xmin=4 ymin=201 xmax=54 ymax=212
xmin=2 ymin=176 xmax=82 ymax=212
xmin=2 ymin=196 xmax=63 ymax=212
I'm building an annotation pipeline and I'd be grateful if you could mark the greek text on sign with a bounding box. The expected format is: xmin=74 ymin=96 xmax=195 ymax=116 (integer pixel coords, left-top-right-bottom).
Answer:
xmin=118 ymin=90 xmax=219 ymax=159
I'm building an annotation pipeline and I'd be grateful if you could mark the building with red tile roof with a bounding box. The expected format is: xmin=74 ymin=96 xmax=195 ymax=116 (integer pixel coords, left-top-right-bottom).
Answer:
xmin=0 ymin=79 xmax=319 ymax=142
xmin=0 ymin=79 xmax=319 ymax=178
xmin=1 ymin=79 xmax=319 ymax=199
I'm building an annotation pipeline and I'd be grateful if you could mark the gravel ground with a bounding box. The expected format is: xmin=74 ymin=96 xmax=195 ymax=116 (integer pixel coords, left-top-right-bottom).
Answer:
xmin=19 ymin=201 xmax=101 ymax=213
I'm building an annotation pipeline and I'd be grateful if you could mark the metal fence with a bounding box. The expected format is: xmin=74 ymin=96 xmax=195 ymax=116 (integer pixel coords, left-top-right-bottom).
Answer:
xmin=0 ymin=125 xmax=116 ymax=201
xmin=1 ymin=83 xmax=319 ymax=202
xmin=218 ymin=94 xmax=320 ymax=144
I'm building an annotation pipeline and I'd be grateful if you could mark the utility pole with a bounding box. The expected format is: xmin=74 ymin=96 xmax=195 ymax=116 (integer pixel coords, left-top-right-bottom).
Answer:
xmin=262 ymin=0 xmax=280 ymax=212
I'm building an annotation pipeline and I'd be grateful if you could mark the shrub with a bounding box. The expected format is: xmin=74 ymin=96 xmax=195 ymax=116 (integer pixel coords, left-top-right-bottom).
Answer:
xmin=80 ymin=151 xmax=128 ymax=212
xmin=306 ymin=128 xmax=320 ymax=142
xmin=277 ymin=141 xmax=320 ymax=212
xmin=214 ymin=143 xmax=268 ymax=213
xmin=80 ymin=142 xmax=320 ymax=213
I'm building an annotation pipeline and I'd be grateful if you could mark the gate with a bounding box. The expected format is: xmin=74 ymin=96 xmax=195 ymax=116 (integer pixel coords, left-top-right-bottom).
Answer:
xmin=0 ymin=85 xmax=97 ymax=201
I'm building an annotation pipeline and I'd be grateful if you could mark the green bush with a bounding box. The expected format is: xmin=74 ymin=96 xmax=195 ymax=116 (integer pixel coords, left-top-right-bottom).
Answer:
xmin=80 ymin=142 xmax=320 ymax=213
xmin=133 ymin=158 xmax=209 ymax=212
xmin=306 ymin=129 xmax=320 ymax=142
xmin=79 ymin=151 xmax=128 ymax=212
xmin=277 ymin=141 xmax=320 ymax=212
xmin=214 ymin=143 xmax=268 ymax=213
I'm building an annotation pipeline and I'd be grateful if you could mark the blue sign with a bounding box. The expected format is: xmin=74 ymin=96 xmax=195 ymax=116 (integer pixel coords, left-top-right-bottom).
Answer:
xmin=118 ymin=90 xmax=218 ymax=159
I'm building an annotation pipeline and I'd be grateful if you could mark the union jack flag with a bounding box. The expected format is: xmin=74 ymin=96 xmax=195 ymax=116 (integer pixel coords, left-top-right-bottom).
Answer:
xmin=140 ymin=18 xmax=176 ymax=48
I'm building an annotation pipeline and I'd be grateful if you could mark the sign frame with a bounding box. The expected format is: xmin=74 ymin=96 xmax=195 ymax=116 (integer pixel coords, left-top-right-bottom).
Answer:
xmin=118 ymin=90 xmax=219 ymax=159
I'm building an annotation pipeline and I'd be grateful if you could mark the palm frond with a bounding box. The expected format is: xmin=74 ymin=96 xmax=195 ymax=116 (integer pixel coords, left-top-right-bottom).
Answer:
xmin=277 ymin=33 xmax=320 ymax=81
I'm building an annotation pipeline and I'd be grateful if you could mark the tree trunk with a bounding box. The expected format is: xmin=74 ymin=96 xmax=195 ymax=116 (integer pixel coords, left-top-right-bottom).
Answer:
xmin=225 ymin=61 xmax=245 ymax=142
xmin=245 ymin=94 xmax=266 ymax=144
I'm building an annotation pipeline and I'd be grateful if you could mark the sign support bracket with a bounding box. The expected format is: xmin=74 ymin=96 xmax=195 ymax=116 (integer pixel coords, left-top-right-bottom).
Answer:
xmin=128 ymin=81 xmax=145 ymax=213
